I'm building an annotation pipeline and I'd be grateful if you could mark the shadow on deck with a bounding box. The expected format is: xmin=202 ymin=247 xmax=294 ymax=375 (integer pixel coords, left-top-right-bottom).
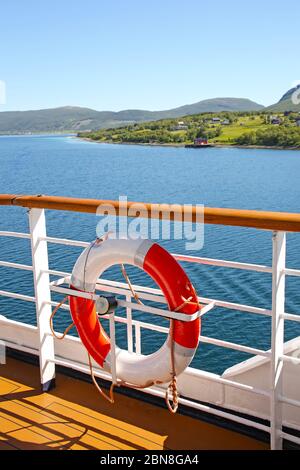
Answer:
xmin=0 ymin=357 xmax=268 ymax=450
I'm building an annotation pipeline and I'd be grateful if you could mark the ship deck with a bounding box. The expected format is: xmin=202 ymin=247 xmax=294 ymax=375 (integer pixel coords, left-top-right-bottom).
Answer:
xmin=0 ymin=356 xmax=268 ymax=450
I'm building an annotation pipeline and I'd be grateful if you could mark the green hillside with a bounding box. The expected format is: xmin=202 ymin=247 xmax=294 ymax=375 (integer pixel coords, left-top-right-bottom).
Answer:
xmin=80 ymin=111 xmax=300 ymax=148
xmin=1 ymin=86 xmax=299 ymax=135
xmin=0 ymin=98 xmax=264 ymax=134
xmin=0 ymin=106 xmax=104 ymax=134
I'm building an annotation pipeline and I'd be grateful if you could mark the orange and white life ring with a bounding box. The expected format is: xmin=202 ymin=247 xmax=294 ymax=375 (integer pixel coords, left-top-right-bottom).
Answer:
xmin=69 ymin=237 xmax=200 ymax=387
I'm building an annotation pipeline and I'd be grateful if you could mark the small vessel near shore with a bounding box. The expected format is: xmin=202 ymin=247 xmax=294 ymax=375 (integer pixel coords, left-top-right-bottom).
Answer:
xmin=185 ymin=138 xmax=214 ymax=148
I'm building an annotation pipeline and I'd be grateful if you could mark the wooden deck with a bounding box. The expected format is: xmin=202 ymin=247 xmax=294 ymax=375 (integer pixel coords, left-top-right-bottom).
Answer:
xmin=0 ymin=357 xmax=268 ymax=450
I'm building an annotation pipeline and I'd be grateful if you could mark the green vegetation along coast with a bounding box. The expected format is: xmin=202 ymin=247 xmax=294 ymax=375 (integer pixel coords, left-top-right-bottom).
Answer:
xmin=78 ymin=111 xmax=300 ymax=149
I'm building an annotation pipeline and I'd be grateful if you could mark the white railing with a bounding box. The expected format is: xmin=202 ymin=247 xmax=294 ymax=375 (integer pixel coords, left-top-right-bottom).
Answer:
xmin=0 ymin=207 xmax=300 ymax=449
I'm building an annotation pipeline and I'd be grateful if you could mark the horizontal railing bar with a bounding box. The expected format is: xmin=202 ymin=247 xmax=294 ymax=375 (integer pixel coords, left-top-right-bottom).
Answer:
xmin=142 ymin=387 xmax=271 ymax=434
xmin=47 ymin=269 xmax=70 ymax=277
xmin=0 ymin=260 xmax=33 ymax=271
xmin=0 ymin=289 xmax=35 ymax=303
xmin=132 ymin=320 xmax=168 ymax=334
xmin=50 ymin=284 xmax=200 ymax=322
xmin=95 ymin=279 xmax=271 ymax=317
xmin=53 ymin=357 xmax=111 ymax=375
xmin=280 ymin=355 xmax=300 ymax=365
xmin=49 ymin=297 xmax=213 ymax=334
xmin=97 ymin=281 xmax=272 ymax=317
xmin=44 ymin=297 xmax=277 ymax=362
xmin=47 ymin=300 xmax=135 ymax=328
xmin=0 ymin=262 xmax=281 ymax=318
xmin=0 ymin=230 xmax=30 ymax=239
xmin=46 ymin=300 xmax=276 ymax=359
xmin=284 ymin=268 xmax=300 ymax=277
xmin=198 ymin=335 xmax=271 ymax=358
xmin=51 ymin=334 xmax=269 ymax=398
xmin=50 ymin=284 xmax=97 ymax=300
xmin=2 ymin=340 xmax=39 ymax=355
xmin=279 ymin=395 xmax=300 ymax=408
xmin=46 ymin=299 xmax=169 ymax=333
xmin=117 ymin=299 xmax=201 ymax=322
xmin=2 ymin=193 xmax=300 ymax=232
xmin=281 ymin=313 xmax=300 ymax=323
xmin=43 ymin=236 xmax=89 ymax=248
xmin=49 ymin=300 xmax=70 ymax=311
xmin=52 ymin=278 xmax=268 ymax=325
xmin=48 ymin=299 xmax=208 ymax=334
xmin=174 ymin=253 xmax=272 ymax=273
xmin=48 ymin=272 xmax=272 ymax=318
xmin=42 ymin=302 xmax=277 ymax=366
xmin=186 ymin=369 xmax=270 ymax=397
xmin=198 ymin=296 xmax=272 ymax=317
xmin=50 ymin=301 xmax=272 ymax=346
xmin=48 ymin=272 xmax=160 ymax=298
xmin=97 ymin=282 xmax=166 ymax=302
xmin=51 ymin=356 xmax=270 ymax=434
xmin=281 ymin=432 xmax=300 ymax=445
xmin=43 ymin=235 xmax=272 ymax=273
xmin=0 ymin=312 xmax=282 ymax=400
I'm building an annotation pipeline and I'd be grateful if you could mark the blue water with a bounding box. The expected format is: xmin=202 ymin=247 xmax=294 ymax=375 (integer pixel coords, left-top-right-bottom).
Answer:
xmin=0 ymin=135 xmax=300 ymax=374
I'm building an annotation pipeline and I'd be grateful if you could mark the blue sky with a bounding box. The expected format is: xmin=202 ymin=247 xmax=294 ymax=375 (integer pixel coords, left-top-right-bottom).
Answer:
xmin=0 ymin=0 xmax=299 ymax=111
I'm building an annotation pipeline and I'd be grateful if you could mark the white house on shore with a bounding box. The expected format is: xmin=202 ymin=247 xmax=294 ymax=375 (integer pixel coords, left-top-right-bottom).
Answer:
xmin=171 ymin=121 xmax=189 ymax=131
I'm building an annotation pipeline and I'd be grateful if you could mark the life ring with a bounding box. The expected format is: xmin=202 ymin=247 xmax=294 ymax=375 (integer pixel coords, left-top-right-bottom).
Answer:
xmin=69 ymin=238 xmax=200 ymax=387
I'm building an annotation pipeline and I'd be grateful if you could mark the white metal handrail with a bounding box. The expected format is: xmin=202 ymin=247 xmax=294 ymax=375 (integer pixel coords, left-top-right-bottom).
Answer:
xmin=0 ymin=215 xmax=300 ymax=449
xmin=49 ymin=278 xmax=203 ymax=323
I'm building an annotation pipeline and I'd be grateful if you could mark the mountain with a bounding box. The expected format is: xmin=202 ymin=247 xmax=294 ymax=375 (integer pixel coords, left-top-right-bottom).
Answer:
xmin=0 ymin=98 xmax=264 ymax=134
xmin=155 ymin=98 xmax=264 ymax=117
xmin=265 ymin=85 xmax=300 ymax=112
xmin=0 ymin=106 xmax=107 ymax=134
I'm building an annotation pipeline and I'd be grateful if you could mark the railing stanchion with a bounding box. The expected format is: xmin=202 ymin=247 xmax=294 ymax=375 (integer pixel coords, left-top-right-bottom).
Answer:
xmin=126 ymin=294 xmax=133 ymax=353
xmin=135 ymin=323 xmax=141 ymax=355
xmin=28 ymin=208 xmax=56 ymax=391
xmin=109 ymin=309 xmax=118 ymax=384
xmin=270 ymin=231 xmax=286 ymax=450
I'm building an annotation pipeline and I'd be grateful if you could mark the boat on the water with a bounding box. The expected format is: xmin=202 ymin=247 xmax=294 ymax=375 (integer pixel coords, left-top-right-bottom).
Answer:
xmin=0 ymin=193 xmax=300 ymax=451
xmin=185 ymin=138 xmax=215 ymax=148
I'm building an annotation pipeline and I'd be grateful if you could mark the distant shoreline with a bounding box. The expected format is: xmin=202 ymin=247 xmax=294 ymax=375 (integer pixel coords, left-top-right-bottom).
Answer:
xmin=0 ymin=131 xmax=76 ymax=137
xmin=78 ymin=137 xmax=300 ymax=151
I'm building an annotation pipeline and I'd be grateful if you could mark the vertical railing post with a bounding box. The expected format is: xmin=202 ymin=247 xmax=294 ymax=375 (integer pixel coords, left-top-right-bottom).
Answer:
xmin=135 ymin=323 xmax=141 ymax=355
xmin=29 ymin=208 xmax=55 ymax=391
xmin=270 ymin=231 xmax=286 ymax=450
xmin=109 ymin=309 xmax=117 ymax=384
xmin=126 ymin=294 xmax=133 ymax=353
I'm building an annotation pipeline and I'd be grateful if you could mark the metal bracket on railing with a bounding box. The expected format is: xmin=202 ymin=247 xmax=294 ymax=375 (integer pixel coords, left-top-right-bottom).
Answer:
xmin=96 ymin=296 xmax=118 ymax=316
xmin=199 ymin=301 xmax=216 ymax=318
xmin=49 ymin=276 xmax=208 ymax=323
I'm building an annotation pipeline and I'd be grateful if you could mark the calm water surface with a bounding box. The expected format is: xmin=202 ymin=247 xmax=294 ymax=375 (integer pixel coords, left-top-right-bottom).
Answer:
xmin=0 ymin=135 xmax=300 ymax=373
